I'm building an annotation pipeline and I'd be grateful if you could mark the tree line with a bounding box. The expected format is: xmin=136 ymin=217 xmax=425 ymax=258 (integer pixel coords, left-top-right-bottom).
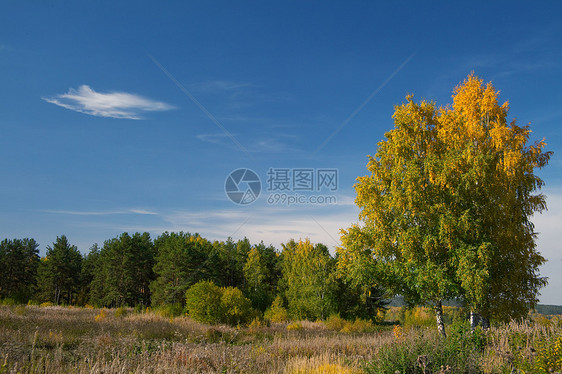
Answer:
xmin=1 ymin=74 xmax=551 ymax=333
xmin=0 ymin=234 xmax=386 ymax=322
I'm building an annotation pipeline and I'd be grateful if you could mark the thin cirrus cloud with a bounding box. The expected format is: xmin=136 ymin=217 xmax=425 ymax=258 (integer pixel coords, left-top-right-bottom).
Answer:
xmin=38 ymin=208 xmax=159 ymax=216
xmin=42 ymin=85 xmax=175 ymax=119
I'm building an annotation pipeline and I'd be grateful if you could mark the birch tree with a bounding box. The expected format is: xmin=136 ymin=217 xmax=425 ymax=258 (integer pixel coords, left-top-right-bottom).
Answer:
xmin=339 ymin=74 xmax=551 ymax=336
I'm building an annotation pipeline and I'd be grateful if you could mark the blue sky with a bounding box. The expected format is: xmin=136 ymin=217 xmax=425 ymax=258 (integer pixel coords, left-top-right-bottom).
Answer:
xmin=1 ymin=1 xmax=561 ymax=304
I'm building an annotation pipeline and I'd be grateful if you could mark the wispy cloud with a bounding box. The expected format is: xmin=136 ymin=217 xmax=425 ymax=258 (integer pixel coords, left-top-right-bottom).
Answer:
xmin=147 ymin=203 xmax=359 ymax=250
xmin=189 ymin=80 xmax=254 ymax=94
xmin=195 ymin=133 xmax=233 ymax=145
xmin=196 ymin=132 xmax=302 ymax=154
xmin=39 ymin=208 xmax=159 ymax=216
xmin=188 ymin=79 xmax=292 ymax=110
xmin=42 ymin=85 xmax=175 ymax=119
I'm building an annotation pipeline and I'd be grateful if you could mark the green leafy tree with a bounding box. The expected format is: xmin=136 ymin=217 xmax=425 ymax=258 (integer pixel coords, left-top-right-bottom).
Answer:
xmin=150 ymin=232 xmax=215 ymax=306
xmin=339 ymin=74 xmax=551 ymax=336
xmin=184 ymin=280 xmax=255 ymax=326
xmin=184 ymin=280 xmax=224 ymax=324
xmin=37 ymin=235 xmax=82 ymax=305
xmin=264 ymin=295 xmax=289 ymax=322
xmin=0 ymin=238 xmax=40 ymax=303
xmin=221 ymin=286 xmax=254 ymax=326
xmin=438 ymin=75 xmax=551 ymax=323
xmin=243 ymin=246 xmax=271 ymax=311
xmin=281 ymin=239 xmax=337 ymax=320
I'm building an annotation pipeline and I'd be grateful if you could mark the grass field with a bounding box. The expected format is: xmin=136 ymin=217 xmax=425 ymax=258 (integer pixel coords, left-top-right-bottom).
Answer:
xmin=1 ymin=305 xmax=561 ymax=373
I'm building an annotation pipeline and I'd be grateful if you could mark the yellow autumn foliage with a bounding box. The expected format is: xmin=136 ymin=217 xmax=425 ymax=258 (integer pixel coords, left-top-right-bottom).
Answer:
xmin=339 ymin=73 xmax=552 ymax=326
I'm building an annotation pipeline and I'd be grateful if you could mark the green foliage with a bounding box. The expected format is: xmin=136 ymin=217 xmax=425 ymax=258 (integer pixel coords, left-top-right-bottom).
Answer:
xmin=185 ymin=281 xmax=257 ymax=326
xmin=215 ymin=238 xmax=252 ymax=289
xmin=366 ymin=321 xmax=483 ymax=373
xmin=114 ymin=306 xmax=128 ymax=318
xmin=185 ymin=280 xmax=224 ymax=324
xmin=91 ymin=232 xmax=155 ymax=307
xmin=77 ymin=244 xmax=99 ymax=306
xmin=243 ymin=246 xmax=275 ymax=312
xmin=153 ymin=303 xmax=185 ymax=318
xmin=341 ymin=318 xmax=375 ymax=333
xmin=535 ymin=304 xmax=562 ymax=315
xmin=0 ymin=238 xmax=40 ymax=303
xmin=221 ymin=286 xmax=255 ymax=326
xmin=286 ymin=321 xmax=303 ymax=331
xmin=533 ymin=335 xmax=562 ymax=373
xmin=340 ymin=74 xmax=551 ymax=333
xmin=325 ymin=314 xmax=375 ymax=333
xmin=0 ymin=298 xmax=18 ymax=306
xmin=150 ymin=232 xmax=216 ymax=306
xmin=37 ymin=235 xmax=82 ymax=305
xmin=402 ymin=307 xmax=435 ymax=328
xmin=281 ymin=239 xmax=337 ymax=321
xmin=325 ymin=314 xmax=346 ymax=331
xmin=264 ymin=295 xmax=289 ymax=323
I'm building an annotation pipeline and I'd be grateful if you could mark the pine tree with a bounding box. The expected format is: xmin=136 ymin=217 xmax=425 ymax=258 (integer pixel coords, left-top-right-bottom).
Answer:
xmin=150 ymin=232 xmax=214 ymax=306
xmin=0 ymin=238 xmax=40 ymax=303
xmin=37 ymin=235 xmax=82 ymax=305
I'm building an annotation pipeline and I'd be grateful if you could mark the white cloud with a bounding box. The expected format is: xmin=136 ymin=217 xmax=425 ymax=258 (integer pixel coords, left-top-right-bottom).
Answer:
xmin=147 ymin=203 xmax=359 ymax=251
xmin=531 ymin=188 xmax=562 ymax=304
xmin=39 ymin=208 xmax=159 ymax=216
xmin=43 ymin=85 xmax=174 ymax=119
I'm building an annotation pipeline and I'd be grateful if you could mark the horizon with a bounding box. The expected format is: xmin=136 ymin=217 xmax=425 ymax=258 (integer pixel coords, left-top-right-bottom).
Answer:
xmin=1 ymin=2 xmax=561 ymax=305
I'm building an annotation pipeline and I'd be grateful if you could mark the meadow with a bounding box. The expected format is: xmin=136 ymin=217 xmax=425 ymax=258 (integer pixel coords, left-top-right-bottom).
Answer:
xmin=0 ymin=305 xmax=561 ymax=373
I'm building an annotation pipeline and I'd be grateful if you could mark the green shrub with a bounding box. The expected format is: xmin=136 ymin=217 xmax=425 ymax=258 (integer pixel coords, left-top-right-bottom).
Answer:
xmin=221 ymin=287 xmax=254 ymax=326
xmin=0 ymin=298 xmax=17 ymax=306
xmin=366 ymin=321 xmax=483 ymax=373
xmin=264 ymin=295 xmax=289 ymax=323
xmin=325 ymin=314 xmax=346 ymax=331
xmin=533 ymin=335 xmax=562 ymax=373
xmin=287 ymin=322 xmax=303 ymax=331
xmin=153 ymin=303 xmax=184 ymax=318
xmin=185 ymin=281 xmax=257 ymax=326
xmin=185 ymin=280 xmax=223 ymax=324
xmin=341 ymin=318 xmax=375 ymax=333
xmin=403 ymin=307 xmax=435 ymax=327
xmin=114 ymin=306 xmax=128 ymax=318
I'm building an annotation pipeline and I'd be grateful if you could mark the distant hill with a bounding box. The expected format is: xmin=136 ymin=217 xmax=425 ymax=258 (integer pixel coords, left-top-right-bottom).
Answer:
xmin=387 ymin=297 xmax=562 ymax=315
xmin=534 ymin=304 xmax=562 ymax=315
xmin=386 ymin=296 xmax=462 ymax=308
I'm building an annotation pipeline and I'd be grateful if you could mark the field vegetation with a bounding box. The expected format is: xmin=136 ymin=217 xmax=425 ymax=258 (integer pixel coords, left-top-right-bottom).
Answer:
xmin=1 ymin=304 xmax=561 ymax=373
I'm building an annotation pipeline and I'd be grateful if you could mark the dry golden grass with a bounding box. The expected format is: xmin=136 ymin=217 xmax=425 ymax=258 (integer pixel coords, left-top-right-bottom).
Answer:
xmin=0 ymin=305 xmax=389 ymax=373
xmin=2 ymin=305 xmax=560 ymax=373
